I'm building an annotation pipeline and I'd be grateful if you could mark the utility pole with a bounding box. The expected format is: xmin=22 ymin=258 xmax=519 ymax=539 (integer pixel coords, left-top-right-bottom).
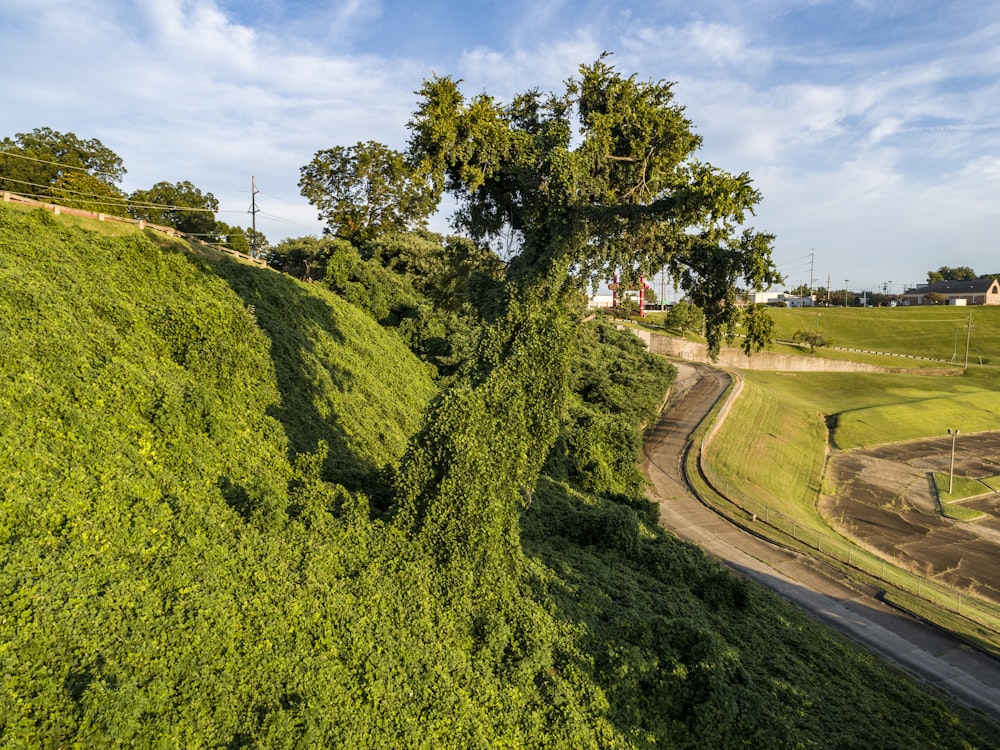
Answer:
xmin=809 ymin=249 xmax=815 ymax=299
xmin=948 ymin=428 xmax=960 ymax=494
xmin=964 ymin=311 xmax=972 ymax=369
xmin=249 ymin=176 xmax=260 ymax=258
xmin=844 ymin=279 xmax=849 ymax=307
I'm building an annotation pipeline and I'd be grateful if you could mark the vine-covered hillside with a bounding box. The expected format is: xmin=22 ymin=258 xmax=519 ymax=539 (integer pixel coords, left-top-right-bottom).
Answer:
xmin=1 ymin=204 xmax=997 ymax=748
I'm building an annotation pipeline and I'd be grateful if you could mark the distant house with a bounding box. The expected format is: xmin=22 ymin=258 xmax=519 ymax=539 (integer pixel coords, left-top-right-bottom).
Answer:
xmin=898 ymin=278 xmax=1000 ymax=306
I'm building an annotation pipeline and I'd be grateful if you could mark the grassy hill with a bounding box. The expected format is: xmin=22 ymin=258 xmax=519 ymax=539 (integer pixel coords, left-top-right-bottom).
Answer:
xmin=706 ymin=304 xmax=1000 ymax=530
xmin=767 ymin=305 xmax=1000 ymax=366
xmin=2 ymin=203 xmax=998 ymax=747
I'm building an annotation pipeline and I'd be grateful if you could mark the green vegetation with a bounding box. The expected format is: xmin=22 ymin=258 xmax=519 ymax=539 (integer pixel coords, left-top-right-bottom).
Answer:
xmin=5 ymin=59 xmax=999 ymax=746
xmin=3 ymin=203 xmax=997 ymax=746
xmin=663 ymin=299 xmax=705 ymax=338
xmin=708 ymin=369 xmax=1000 ymax=533
xmin=266 ymin=230 xmax=501 ymax=382
xmin=791 ymin=328 xmax=833 ymax=353
xmin=1 ymin=127 xmax=263 ymax=251
xmin=545 ymin=318 xmax=675 ymax=497
xmin=705 ymin=373 xmax=829 ymax=528
xmin=933 ymin=473 xmax=992 ymax=521
xmin=765 ymin=306 xmax=1000 ymax=365
xmin=298 ymin=141 xmax=437 ymax=243
xmin=835 ymin=384 xmax=1000 ymax=450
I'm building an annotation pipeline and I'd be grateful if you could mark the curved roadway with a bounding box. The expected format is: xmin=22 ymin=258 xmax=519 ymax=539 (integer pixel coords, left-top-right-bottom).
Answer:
xmin=642 ymin=361 xmax=1000 ymax=724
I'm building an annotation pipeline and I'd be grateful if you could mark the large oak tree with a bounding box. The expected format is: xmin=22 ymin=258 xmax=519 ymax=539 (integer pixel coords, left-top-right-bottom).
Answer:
xmin=393 ymin=58 xmax=779 ymax=578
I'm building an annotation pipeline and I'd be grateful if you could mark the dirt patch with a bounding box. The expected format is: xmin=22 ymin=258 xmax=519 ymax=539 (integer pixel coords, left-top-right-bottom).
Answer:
xmin=821 ymin=431 xmax=1000 ymax=603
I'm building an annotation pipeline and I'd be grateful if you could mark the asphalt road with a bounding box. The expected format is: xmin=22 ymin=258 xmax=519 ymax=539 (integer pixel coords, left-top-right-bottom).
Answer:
xmin=642 ymin=361 xmax=1000 ymax=725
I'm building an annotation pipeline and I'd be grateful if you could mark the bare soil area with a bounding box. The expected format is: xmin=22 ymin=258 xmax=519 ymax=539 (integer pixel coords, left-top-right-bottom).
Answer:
xmin=820 ymin=432 xmax=1000 ymax=602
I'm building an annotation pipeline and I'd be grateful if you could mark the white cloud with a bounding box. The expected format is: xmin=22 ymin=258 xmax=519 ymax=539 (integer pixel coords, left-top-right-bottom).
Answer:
xmin=458 ymin=35 xmax=603 ymax=100
xmin=3 ymin=0 xmax=1000 ymax=280
xmin=687 ymin=21 xmax=756 ymax=65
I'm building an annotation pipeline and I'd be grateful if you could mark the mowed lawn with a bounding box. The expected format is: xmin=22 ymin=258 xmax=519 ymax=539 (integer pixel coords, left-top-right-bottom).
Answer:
xmin=707 ymin=368 xmax=1000 ymax=532
xmin=766 ymin=305 xmax=1000 ymax=365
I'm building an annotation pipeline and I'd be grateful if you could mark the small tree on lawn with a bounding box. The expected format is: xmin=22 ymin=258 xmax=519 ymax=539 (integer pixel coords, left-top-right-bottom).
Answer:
xmin=665 ymin=300 xmax=704 ymax=336
xmin=792 ymin=328 xmax=832 ymax=354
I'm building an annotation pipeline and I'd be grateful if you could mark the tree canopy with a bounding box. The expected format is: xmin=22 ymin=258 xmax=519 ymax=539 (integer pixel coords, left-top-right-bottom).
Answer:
xmin=50 ymin=170 xmax=130 ymax=217
xmin=128 ymin=180 xmax=219 ymax=236
xmin=0 ymin=126 xmax=126 ymax=199
xmin=299 ymin=140 xmax=438 ymax=243
xmin=927 ymin=265 xmax=979 ymax=283
xmin=407 ymin=55 xmax=778 ymax=356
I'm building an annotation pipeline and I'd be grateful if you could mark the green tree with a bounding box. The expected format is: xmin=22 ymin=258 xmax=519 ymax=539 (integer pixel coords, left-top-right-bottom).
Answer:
xmin=0 ymin=126 xmax=125 ymax=197
xmin=268 ymin=236 xmax=339 ymax=280
xmin=212 ymin=221 xmax=248 ymax=253
xmin=128 ymin=180 xmax=219 ymax=236
xmin=395 ymin=57 xmax=778 ymax=576
xmin=50 ymin=171 xmax=129 ymax=216
xmin=363 ymin=231 xmax=504 ymax=316
xmin=615 ymin=296 xmax=640 ymax=318
xmin=792 ymin=328 xmax=832 ymax=353
xmin=928 ymin=265 xmax=978 ymax=283
xmin=299 ymin=141 xmax=438 ymax=243
xmin=665 ymin=299 xmax=704 ymax=336
xmin=210 ymin=222 xmax=268 ymax=257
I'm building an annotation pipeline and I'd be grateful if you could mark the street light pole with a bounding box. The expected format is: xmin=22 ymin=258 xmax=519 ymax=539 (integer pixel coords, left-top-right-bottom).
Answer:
xmin=948 ymin=428 xmax=960 ymax=494
xmin=844 ymin=279 xmax=848 ymax=307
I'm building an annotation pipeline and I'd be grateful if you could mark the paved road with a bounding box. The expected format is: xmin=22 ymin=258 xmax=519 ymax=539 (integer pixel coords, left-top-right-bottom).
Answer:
xmin=642 ymin=361 xmax=1000 ymax=724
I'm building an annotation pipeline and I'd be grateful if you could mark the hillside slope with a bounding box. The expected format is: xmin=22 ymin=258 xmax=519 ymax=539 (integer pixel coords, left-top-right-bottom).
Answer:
xmin=1 ymin=204 xmax=997 ymax=748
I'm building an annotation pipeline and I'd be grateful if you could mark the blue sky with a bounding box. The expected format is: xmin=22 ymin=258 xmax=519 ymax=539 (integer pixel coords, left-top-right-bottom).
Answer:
xmin=4 ymin=0 xmax=999 ymax=294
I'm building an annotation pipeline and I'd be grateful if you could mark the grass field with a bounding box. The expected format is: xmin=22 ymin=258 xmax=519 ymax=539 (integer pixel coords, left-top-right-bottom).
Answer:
xmin=642 ymin=303 xmax=1000 ymax=369
xmin=707 ymin=368 xmax=1000 ymax=534
xmin=934 ymin=472 xmax=995 ymax=501
xmin=932 ymin=473 xmax=991 ymax=521
xmin=765 ymin=306 xmax=1000 ymax=365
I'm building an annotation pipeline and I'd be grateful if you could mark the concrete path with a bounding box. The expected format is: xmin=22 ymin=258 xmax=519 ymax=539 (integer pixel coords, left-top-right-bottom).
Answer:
xmin=643 ymin=361 xmax=1000 ymax=724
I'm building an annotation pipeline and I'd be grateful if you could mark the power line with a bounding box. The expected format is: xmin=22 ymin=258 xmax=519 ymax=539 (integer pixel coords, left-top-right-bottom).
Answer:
xmin=0 ymin=149 xmax=120 ymax=180
xmin=1 ymin=179 xmax=217 ymax=214
xmin=2 ymin=148 xmax=309 ymax=230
